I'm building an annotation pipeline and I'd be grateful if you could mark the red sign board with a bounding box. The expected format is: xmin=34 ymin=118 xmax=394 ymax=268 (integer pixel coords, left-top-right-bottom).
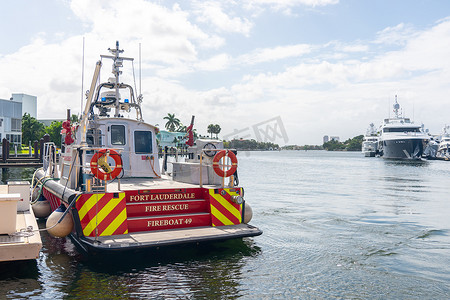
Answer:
xmin=127 ymin=213 xmax=211 ymax=232
xmin=126 ymin=200 xmax=209 ymax=217
xmin=125 ymin=188 xmax=206 ymax=203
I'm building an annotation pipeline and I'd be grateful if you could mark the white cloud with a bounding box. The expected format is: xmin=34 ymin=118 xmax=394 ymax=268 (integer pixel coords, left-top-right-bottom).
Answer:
xmin=195 ymin=53 xmax=232 ymax=71
xmin=70 ymin=0 xmax=212 ymax=64
xmin=339 ymin=44 xmax=369 ymax=53
xmin=238 ymin=44 xmax=312 ymax=64
xmin=193 ymin=1 xmax=253 ymax=36
xmin=374 ymin=23 xmax=417 ymax=45
xmin=244 ymin=0 xmax=339 ymax=12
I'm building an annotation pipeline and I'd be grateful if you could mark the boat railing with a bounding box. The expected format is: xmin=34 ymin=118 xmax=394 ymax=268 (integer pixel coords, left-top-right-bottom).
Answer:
xmin=43 ymin=142 xmax=58 ymax=178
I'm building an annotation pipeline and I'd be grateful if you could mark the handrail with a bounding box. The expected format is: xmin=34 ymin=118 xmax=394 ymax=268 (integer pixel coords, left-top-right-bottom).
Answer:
xmin=43 ymin=142 xmax=58 ymax=177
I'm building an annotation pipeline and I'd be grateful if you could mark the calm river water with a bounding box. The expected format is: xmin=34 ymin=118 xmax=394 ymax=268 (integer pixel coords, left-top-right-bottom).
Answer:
xmin=1 ymin=151 xmax=449 ymax=299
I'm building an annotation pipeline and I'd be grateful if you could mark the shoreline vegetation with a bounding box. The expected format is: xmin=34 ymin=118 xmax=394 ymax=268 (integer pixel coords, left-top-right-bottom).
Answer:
xmin=224 ymin=139 xmax=279 ymax=151
xmin=223 ymin=134 xmax=363 ymax=152
xmin=322 ymin=135 xmax=363 ymax=151
xmin=282 ymin=135 xmax=364 ymax=152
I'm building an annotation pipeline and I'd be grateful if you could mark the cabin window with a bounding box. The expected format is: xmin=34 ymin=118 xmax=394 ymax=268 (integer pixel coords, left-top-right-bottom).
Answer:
xmin=86 ymin=129 xmax=102 ymax=146
xmin=111 ymin=125 xmax=126 ymax=145
xmin=383 ymin=127 xmax=420 ymax=133
xmin=134 ymin=131 xmax=152 ymax=154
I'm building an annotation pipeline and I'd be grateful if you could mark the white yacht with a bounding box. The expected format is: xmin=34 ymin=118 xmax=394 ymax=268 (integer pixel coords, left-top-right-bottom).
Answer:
xmin=378 ymin=96 xmax=429 ymax=159
xmin=361 ymin=123 xmax=379 ymax=157
xmin=436 ymin=126 xmax=450 ymax=160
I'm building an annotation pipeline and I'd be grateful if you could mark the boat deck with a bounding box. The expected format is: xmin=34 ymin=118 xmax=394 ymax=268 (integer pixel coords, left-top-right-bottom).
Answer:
xmin=79 ymin=223 xmax=262 ymax=252
xmin=0 ymin=210 xmax=42 ymax=262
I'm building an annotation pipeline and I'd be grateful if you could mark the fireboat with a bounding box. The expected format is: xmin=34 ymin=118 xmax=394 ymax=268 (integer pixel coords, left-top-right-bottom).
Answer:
xmin=31 ymin=42 xmax=262 ymax=254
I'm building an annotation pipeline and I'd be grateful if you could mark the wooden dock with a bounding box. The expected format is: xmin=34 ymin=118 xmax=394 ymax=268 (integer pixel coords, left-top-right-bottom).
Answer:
xmin=0 ymin=158 xmax=42 ymax=168
xmin=0 ymin=211 xmax=42 ymax=262
xmin=1 ymin=136 xmax=47 ymax=168
xmin=0 ymin=185 xmax=42 ymax=263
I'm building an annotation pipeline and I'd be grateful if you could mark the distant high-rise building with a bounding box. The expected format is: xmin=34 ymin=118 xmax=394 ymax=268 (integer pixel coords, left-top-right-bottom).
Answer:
xmin=323 ymin=135 xmax=329 ymax=143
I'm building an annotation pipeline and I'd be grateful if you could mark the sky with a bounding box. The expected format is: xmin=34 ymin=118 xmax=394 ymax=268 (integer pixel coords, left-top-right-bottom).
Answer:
xmin=1 ymin=0 xmax=450 ymax=145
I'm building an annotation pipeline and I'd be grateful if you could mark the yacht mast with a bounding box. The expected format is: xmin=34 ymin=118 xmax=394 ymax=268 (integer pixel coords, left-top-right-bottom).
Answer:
xmin=393 ymin=95 xmax=400 ymax=119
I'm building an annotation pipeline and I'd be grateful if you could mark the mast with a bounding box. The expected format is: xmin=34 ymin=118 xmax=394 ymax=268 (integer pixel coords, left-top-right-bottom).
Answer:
xmin=393 ymin=95 xmax=400 ymax=119
xmin=108 ymin=41 xmax=124 ymax=117
xmin=80 ymin=60 xmax=102 ymax=145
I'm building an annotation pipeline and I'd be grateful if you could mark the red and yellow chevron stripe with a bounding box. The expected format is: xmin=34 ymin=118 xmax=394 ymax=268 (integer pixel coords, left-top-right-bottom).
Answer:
xmin=76 ymin=193 xmax=128 ymax=237
xmin=209 ymin=188 xmax=242 ymax=226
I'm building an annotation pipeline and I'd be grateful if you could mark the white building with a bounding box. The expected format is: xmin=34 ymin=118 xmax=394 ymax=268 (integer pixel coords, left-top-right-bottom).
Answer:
xmin=12 ymin=93 xmax=37 ymax=119
xmin=0 ymin=93 xmax=37 ymax=145
xmin=330 ymin=136 xmax=340 ymax=142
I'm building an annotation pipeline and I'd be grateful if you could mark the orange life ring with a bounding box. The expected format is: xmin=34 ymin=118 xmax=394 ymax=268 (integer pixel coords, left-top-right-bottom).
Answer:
xmin=90 ymin=149 xmax=123 ymax=181
xmin=212 ymin=150 xmax=238 ymax=177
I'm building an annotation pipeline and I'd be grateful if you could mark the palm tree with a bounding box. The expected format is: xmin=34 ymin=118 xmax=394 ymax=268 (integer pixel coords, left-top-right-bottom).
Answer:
xmin=207 ymin=124 xmax=215 ymax=138
xmin=163 ymin=113 xmax=180 ymax=132
xmin=177 ymin=124 xmax=187 ymax=132
xmin=213 ymin=124 xmax=221 ymax=139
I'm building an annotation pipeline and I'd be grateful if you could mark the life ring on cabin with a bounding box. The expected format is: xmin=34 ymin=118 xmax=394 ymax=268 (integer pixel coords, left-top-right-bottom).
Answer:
xmin=212 ymin=150 xmax=238 ymax=177
xmin=90 ymin=149 xmax=123 ymax=181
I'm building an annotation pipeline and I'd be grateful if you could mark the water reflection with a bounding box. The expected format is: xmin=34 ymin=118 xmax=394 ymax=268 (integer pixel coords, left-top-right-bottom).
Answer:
xmin=65 ymin=239 xmax=261 ymax=298
xmin=0 ymin=167 xmax=38 ymax=184
xmin=0 ymin=260 xmax=39 ymax=280
xmin=382 ymin=159 xmax=428 ymax=168
xmin=2 ymin=232 xmax=261 ymax=298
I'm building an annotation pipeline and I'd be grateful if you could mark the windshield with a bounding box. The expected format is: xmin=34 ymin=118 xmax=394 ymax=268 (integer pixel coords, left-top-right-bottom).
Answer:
xmin=383 ymin=127 xmax=420 ymax=133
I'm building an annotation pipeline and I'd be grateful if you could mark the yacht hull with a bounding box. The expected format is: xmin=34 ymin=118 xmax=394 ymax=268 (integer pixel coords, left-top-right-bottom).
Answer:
xmin=364 ymin=151 xmax=376 ymax=157
xmin=381 ymin=138 xmax=427 ymax=159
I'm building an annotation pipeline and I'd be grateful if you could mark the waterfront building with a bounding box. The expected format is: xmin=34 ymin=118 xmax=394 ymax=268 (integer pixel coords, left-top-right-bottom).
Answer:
xmin=157 ymin=130 xmax=187 ymax=148
xmin=0 ymin=93 xmax=37 ymax=145
xmin=323 ymin=135 xmax=329 ymax=143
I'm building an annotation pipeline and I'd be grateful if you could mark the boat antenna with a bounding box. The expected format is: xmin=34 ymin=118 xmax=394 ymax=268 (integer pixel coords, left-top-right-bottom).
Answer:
xmin=108 ymin=41 xmax=124 ymax=117
xmin=81 ymin=36 xmax=85 ymax=116
xmin=393 ymin=95 xmax=400 ymax=118
xmin=139 ymin=42 xmax=142 ymax=96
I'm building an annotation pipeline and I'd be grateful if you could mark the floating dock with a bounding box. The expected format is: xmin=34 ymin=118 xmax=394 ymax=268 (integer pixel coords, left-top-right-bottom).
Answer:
xmin=0 ymin=184 xmax=42 ymax=263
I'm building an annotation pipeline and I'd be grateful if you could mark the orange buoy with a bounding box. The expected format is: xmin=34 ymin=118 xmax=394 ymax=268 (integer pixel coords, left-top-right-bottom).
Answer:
xmin=90 ymin=149 xmax=123 ymax=181
xmin=212 ymin=150 xmax=238 ymax=177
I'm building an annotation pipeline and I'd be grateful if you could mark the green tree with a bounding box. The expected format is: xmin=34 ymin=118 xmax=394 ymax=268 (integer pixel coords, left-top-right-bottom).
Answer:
xmin=207 ymin=124 xmax=215 ymax=138
xmin=226 ymin=139 xmax=279 ymax=150
xmin=45 ymin=121 xmax=63 ymax=147
xmin=323 ymin=139 xmax=346 ymax=151
xmin=21 ymin=113 xmax=45 ymax=145
xmin=345 ymin=135 xmax=364 ymax=151
xmin=163 ymin=113 xmax=180 ymax=132
xmin=70 ymin=114 xmax=79 ymax=123
xmin=213 ymin=124 xmax=221 ymax=138
xmin=176 ymin=124 xmax=187 ymax=132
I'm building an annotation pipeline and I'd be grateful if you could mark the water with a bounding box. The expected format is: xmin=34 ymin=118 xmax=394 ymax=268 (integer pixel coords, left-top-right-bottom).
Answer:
xmin=1 ymin=151 xmax=449 ymax=299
